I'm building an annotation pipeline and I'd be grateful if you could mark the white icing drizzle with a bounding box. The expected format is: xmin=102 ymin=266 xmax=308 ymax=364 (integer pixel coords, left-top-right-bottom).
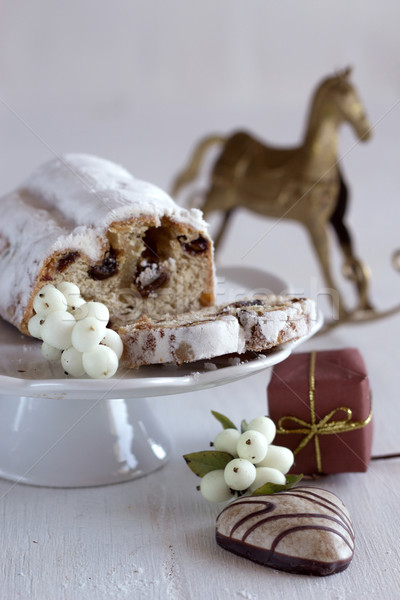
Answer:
xmin=0 ymin=154 xmax=209 ymax=328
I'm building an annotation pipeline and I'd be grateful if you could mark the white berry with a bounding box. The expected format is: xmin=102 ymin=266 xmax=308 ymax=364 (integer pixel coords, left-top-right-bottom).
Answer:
xmin=61 ymin=347 xmax=85 ymax=377
xmin=73 ymin=301 xmax=109 ymax=324
xmin=224 ymin=458 xmax=256 ymax=491
xmin=249 ymin=466 xmax=286 ymax=492
xmin=67 ymin=296 xmax=86 ymax=314
xmin=200 ymin=470 xmax=233 ymax=502
xmin=28 ymin=314 xmax=45 ymax=339
xmin=41 ymin=342 xmax=62 ymax=362
xmin=213 ymin=429 xmax=240 ymax=456
xmin=246 ymin=416 xmax=276 ymax=444
xmin=41 ymin=310 xmax=76 ymax=350
xmin=82 ymin=345 xmax=118 ymax=379
xmin=56 ymin=282 xmax=81 ymax=305
xmin=33 ymin=285 xmax=67 ymax=317
xmin=100 ymin=328 xmax=123 ymax=360
xmin=236 ymin=430 xmax=269 ymax=464
xmin=256 ymin=445 xmax=294 ymax=474
xmin=71 ymin=317 xmax=107 ymax=352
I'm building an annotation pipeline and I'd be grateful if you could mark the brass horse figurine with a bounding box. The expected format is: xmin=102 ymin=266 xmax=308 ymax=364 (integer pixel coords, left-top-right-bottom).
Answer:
xmin=172 ymin=68 xmax=377 ymax=320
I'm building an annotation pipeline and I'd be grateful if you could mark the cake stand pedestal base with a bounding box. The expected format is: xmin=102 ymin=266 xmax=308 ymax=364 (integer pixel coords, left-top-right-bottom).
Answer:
xmin=0 ymin=395 xmax=170 ymax=488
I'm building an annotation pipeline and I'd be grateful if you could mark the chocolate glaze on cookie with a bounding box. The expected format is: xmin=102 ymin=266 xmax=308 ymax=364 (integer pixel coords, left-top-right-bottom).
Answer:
xmin=216 ymin=487 xmax=354 ymax=576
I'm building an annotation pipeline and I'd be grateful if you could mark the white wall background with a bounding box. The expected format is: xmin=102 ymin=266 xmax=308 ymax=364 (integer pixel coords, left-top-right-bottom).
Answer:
xmin=0 ymin=0 xmax=399 ymax=299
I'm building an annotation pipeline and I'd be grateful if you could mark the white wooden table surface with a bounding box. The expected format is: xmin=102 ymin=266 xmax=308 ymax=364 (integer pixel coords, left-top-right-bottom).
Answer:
xmin=1 ymin=315 xmax=400 ymax=600
xmin=1 ymin=2 xmax=400 ymax=597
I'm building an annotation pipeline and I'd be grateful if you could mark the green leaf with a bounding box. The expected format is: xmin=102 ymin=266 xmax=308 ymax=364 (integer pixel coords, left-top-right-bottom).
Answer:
xmin=285 ymin=474 xmax=304 ymax=486
xmin=211 ymin=410 xmax=237 ymax=430
xmin=240 ymin=419 xmax=248 ymax=433
xmin=251 ymin=473 xmax=303 ymax=496
xmin=183 ymin=451 xmax=233 ymax=477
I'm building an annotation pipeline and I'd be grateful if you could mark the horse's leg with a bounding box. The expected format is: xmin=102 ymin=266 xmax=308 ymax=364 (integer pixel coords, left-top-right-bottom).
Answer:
xmin=170 ymin=135 xmax=225 ymax=198
xmin=202 ymin=181 xmax=237 ymax=252
xmin=306 ymin=221 xmax=348 ymax=319
xmin=201 ymin=135 xmax=252 ymax=252
xmin=212 ymin=208 xmax=236 ymax=251
xmin=329 ymin=171 xmax=373 ymax=311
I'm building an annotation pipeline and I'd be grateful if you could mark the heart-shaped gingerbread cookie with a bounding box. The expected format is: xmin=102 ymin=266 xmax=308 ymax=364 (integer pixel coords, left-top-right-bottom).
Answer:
xmin=216 ymin=487 xmax=354 ymax=576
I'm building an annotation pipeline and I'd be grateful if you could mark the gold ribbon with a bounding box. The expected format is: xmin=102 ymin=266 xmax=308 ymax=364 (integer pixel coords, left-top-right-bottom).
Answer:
xmin=276 ymin=351 xmax=372 ymax=473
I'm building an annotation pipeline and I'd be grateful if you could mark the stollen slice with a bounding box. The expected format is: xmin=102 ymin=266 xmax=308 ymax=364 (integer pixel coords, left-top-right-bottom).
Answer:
xmin=119 ymin=295 xmax=316 ymax=368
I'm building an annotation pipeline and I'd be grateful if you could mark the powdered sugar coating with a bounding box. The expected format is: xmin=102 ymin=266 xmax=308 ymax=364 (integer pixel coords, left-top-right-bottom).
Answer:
xmin=237 ymin=298 xmax=316 ymax=350
xmin=0 ymin=154 xmax=209 ymax=328
xmin=122 ymin=316 xmax=241 ymax=367
xmin=136 ymin=262 xmax=162 ymax=288
xmin=26 ymin=154 xmax=206 ymax=237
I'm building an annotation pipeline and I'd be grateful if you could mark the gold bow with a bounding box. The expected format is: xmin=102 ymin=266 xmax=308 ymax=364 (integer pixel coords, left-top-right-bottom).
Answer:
xmin=276 ymin=351 xmax=372 ymax=473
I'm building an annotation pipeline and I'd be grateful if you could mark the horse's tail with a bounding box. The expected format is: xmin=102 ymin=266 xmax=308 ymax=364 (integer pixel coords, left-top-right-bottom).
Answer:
xmin=170 ymin=134 xmax=225 ymax=198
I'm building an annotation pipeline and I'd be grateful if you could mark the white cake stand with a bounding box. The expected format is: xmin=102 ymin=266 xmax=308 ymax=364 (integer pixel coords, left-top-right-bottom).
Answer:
xmin=0 ymin=266 xmax=322 ymax=488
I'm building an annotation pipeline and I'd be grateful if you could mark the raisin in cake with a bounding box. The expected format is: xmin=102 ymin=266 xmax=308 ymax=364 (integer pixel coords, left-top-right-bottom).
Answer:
xmin=119 ymin=296 xmax=316 ymax=368
xmin=0 ymin=154 xmax=215 ymax=334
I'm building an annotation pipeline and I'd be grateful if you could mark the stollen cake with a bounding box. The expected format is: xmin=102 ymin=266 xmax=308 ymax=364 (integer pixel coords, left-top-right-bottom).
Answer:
xmin=0 ymin=154 xmax=215 ymax=334
xmin=119 ymin=296 xmax=316 ymax=368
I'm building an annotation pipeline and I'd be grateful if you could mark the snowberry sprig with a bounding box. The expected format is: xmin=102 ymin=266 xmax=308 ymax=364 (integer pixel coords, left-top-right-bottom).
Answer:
xmin=28 ymin=282 xmax=123 ymax=379
xmin=183 ymin=411 xmax=301 ymax=503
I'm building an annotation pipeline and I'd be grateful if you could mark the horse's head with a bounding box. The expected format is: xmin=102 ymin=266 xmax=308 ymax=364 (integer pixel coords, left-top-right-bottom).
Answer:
xmin=314 ymin=68 xmax=372 ymax=142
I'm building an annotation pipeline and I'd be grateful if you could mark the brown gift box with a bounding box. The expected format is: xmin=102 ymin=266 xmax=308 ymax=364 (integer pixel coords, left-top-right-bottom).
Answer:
xmin=267 ymin=348 xmax=373 ymax=475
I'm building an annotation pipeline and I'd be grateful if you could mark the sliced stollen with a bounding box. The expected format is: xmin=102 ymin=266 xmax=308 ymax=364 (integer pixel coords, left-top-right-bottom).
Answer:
xmin=119 ymin=296 xmax=316 ymax=368
xmin=0 ymin=154 xmax=215 ymax=334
